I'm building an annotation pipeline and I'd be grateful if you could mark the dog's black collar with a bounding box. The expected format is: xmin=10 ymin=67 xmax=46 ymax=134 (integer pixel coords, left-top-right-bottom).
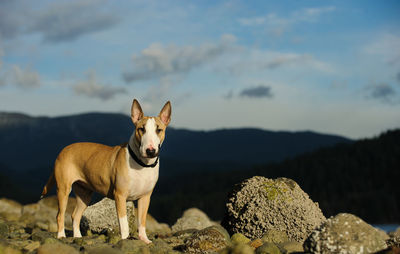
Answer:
xmin=128 ymin=144 xmax=159 ymax=168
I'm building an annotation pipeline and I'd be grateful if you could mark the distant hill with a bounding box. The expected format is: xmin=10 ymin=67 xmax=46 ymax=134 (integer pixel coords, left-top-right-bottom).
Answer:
xmin=151 ymin=129 xmax=400 ymax=224
xmin=0 ymin=111 xmax=351 ymax=172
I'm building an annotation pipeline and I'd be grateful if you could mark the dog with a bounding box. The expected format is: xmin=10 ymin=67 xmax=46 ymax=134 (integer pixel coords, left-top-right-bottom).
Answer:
xmin=40 ymin=99 xmax=171 ymax=244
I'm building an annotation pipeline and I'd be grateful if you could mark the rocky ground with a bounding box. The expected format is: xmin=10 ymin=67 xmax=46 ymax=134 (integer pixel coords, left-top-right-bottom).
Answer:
xmin=0 ymin=176 xmax=399 ymax=254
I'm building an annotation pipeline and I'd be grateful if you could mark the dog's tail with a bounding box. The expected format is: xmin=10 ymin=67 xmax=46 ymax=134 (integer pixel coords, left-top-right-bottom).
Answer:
xmin=40 ymin=171 xmax=55 ymax=200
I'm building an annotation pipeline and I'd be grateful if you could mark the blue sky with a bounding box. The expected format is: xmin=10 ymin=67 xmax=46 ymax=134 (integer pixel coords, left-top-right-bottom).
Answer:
xmin=0 ymin=0 xmax=399 ymax=138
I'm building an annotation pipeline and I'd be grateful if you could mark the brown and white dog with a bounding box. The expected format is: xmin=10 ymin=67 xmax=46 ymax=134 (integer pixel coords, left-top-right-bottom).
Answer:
xmin=40 ymin=99 xmax=171 ymax=244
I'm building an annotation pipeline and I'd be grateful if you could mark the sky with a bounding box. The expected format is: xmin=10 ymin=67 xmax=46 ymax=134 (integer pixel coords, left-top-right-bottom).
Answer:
xmin=0 ymin=0 xmax=399 ymax=139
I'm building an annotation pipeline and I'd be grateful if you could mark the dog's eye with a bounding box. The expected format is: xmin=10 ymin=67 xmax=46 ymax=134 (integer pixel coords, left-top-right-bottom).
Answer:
xmin=156 ymin=129 xmax=163 ymax=134
xmin=138 ymin=127 xmax=145 ymax=133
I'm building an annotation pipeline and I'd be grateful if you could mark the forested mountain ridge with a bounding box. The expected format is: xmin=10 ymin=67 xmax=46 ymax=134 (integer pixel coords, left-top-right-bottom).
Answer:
xmin=152 ymin=129 xmax=400 ymax=224
xmin=0 ymin=111 xmax=351 ymax=171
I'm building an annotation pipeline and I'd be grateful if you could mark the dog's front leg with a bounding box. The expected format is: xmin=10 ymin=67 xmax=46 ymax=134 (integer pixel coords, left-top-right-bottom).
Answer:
xmin=115 ymin=193 xmax=129 ymax=239
xmin=137 ymin=192 xmax=152 ymax=244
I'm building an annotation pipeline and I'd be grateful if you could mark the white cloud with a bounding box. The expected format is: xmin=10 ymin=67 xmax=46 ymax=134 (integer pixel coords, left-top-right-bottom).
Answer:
xmin=123 ymin=34 xmax=237 ymax=83
xmin=0 ymin=48 xmax=41 ymax=89
xmin=294 ymin=6 xmax=336 ymax=22
xmin=123 ymin=33 xmax=332 ymax=86
xmin=73 ymin=70 xmax=126 ymax=100
xmin=10 ymin=65 xmax=41 ymax=89
xmin=364 ymin=34 xmax=400 ymax=66
xmin=0 ymin=49 xmax=4 ymax=86
xmin=238 ymin=6 xmax=336 ymax=36
xmin=228 ymin=50 xmax=334 ymax=75
xmin=0 ymin=48 xmax=4 ymax=69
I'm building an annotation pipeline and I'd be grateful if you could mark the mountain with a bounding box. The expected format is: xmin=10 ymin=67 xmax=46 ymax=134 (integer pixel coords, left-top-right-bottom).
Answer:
xmin=0 ymin=111 xmax=351 ymax=172
xmin=151 ymin=129 xmax=400 ymax=224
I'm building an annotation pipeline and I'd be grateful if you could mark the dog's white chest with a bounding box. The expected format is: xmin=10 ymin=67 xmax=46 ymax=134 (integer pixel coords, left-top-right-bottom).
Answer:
xmin=126 ymin=154 xmax=159 ymax=201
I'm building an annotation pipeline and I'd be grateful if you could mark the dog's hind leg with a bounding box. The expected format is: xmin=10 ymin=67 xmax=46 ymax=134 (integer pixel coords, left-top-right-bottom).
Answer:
xmin=56 ymin=184 xmax=71 ymax=238
xmin=71 ymin=183 xmax=92 ymax=238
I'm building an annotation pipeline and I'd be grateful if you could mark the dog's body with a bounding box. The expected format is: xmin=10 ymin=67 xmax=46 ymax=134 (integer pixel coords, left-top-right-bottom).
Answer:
xmin=41 ymin=99 xmax=171 ymax=244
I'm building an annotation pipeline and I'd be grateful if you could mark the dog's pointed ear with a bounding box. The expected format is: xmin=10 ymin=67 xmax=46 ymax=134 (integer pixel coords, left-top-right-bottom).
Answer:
xmin=159 ymin=101 xmax=171 ymax=126
xmin=131 ymin=99 xmax=144 ymax=125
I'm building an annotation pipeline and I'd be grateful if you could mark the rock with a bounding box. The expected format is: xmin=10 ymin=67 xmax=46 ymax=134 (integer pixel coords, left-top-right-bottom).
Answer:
xmin=221 ymin=243 xmax=255 ymax=254
xmin=256 ymin=242 xmax=281 ymax=254
xmin=261 ymin=230 xmax=289 ymax=244
xmin=231 ymin=233 xmax=251 ymax=244
xmin=107 ymin=234 xmax=121 ymax=245
xmin=88 ymin=246 xmax=124 ymax=254
xmin=277 ymin=241 xmax=303 ymax=253
xmin=183 ymin=225 xmax=231 ymax=253
xmin=0 ymin=222 xmax=9 ymax=238
xmin=48 ymin=221 xmax=58 ymax=233
xmin=21 ymin=203 xmax=40 ymax=215
xmin=4 ymin=239 xmax=30 ymax=251
xmin=37 ymin=242 xmax=79 ymax=254
xmin=73 ymin=235 xmax=106 ymax=247
xmin=146 ymin=213 xmax=171 ymax=234
xmin=38 ymin=196 xmax=76 ymax=214
xmin=387 ymin=236 xmax=400 ymax=248
xmin=115 ymin=239 xmax=150 ymax=254
xmin=43 ymin=238 xmax=61 ymax=245
xmin=172 ymin=208 xmax=214 ymax=232
xmin=304 ymin=213 xmax=388 ymax=254
xmin=222 ymin=176 xmax=326 ymax=242
xmin=81 ymin=198 xmax=166 ymax=237
xmin=81 ymin=198 xmax=136 ymax=235
xmin=20 ymin=196 xmax=76 ymax=231
xmin=250 ymin=239 xmax=263 ymax=249
xmin=31 ymin=230 xmax=55 ymax=243
xmin=22 ymin=241 xmax=40 ymax=252
xmin=149 ymin=239 xmax=174 ymax=254
xmin=0 ymin=241 xmax=22 ymax=254
xmin=81 ymin=243 xmax=111 ymax=253
xmin=163 ymin=229 xmax=198 ymax=249
xmin=0 ymin=198 xmax=22 ymax=221
xmin=376 ymin=246 xmax=400 ymax=254
xmin=393 ymin=227 xmax=400 ymax=238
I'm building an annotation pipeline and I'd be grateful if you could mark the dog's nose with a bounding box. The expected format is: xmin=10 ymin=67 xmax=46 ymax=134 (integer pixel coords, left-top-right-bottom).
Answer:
xmin=146 ymin=148 xmax=156 ymax=157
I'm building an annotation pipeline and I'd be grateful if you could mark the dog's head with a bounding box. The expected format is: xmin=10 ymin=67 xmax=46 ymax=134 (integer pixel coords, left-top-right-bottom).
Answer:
xmin=130 ymin=99 xmax=171 ymax=158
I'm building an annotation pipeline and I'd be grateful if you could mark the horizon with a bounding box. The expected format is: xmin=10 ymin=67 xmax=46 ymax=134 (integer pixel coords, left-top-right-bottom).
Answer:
xmin=3 ymin=108 xmax=397 ymax=140
xmin=1 ymin=1 xmax=400 ymax=139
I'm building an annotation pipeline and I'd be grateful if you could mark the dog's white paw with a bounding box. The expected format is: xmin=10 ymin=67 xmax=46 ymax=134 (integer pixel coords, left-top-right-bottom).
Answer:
xmin=57 ymin=230 xmax=66 ymax=238
xmin=139 ymin=234 xmax=152 ymax=244
xmin=73 ymin=232 xmax=82 ymax=238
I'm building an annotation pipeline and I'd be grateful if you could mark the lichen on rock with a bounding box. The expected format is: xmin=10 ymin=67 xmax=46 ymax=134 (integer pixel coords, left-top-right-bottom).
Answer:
xmin=304 ymin=213 xmax=388 ymax=254
xmin=222 ymin=176 xmax=326 ymax=242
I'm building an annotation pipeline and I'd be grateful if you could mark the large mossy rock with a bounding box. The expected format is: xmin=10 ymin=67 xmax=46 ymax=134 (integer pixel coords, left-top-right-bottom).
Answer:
xmin=81 ymin=198 xmax=136 ymax=235
xmin=81 ymin=197 xmax=168 ymax=236
xmin=304 ymin=213 xmax=388 ymax=254
xmin=222 ymin=176 xmax=326 ymax=242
